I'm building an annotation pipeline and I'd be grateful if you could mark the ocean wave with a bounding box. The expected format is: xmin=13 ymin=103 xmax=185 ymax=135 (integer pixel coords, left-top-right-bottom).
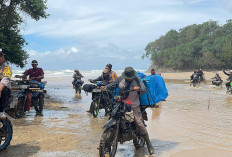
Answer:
xmin=12 ymin=69 xmax=147 ymax=78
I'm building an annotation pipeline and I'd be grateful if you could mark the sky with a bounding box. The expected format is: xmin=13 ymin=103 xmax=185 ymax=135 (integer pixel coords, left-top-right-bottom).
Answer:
xmin=15 ymin=0 xmax=232 ymax=70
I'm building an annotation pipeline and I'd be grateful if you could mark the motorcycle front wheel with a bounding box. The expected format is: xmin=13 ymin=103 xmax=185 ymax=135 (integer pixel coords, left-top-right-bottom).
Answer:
xmin=91 ymin=99 xmax=100 ymax=118
xmin=133 ymin=134 xmax=145 ymax=149
xmin=99 ymin=127 xmax=118 ymax=157
xmin=0 ymin=118 xmax=13 ymax=151
xmin=15 ymin=97 xmax=25 ymax=118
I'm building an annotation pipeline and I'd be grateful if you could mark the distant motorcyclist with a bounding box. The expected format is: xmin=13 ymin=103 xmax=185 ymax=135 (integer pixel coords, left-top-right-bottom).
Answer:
xmin=212 ymin=73 xmax=222 ymax=81
xmin=72 ymin=69 xmax=84 ymax=87
xmin=197 ymin=69 xmax=204 ymax=81
xmin=105 ymin=64 xmax=118 ymax=82
xmin=190 ymin=71 xmax=198 ymax=80
xmin=0 ymin=48 xmax=12 ymax=119
xmin=102 ymin=67 xmax=154 ymax=155
xmin=22 ymin=60 xmax=44 ymax=115
xmin=223 ymin=69 xmax=232 ymax=91
xmin=211 ymin=73 xmax=223 ymax=86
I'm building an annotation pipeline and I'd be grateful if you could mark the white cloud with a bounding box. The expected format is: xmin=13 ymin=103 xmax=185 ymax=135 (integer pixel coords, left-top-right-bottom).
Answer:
xmin=23 ymin=0 xmax=231 ymax=45
xmin=71 ymin=47 xmax=79 ymax=53
xmin=19 ymin=0 xmax=232 ymax=70
xmin=23 ymin=41 xmax=150 ymax=70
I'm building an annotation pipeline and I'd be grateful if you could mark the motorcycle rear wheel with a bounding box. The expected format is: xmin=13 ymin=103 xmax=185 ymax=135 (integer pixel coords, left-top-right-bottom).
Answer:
xmin=99 ymin=127 xmax=118 ymax=157
xmin=15 ymin=97 xmax=25 ymax=118
xmin=0 ymin=118 xmax=13 ymax=151
xmin=34 ymin=102 xmax=43 ymax=114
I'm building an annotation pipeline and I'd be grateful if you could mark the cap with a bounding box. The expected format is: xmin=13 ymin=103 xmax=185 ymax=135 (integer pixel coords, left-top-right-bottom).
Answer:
xmin=31 ymin=60 xmax=38 ymax=65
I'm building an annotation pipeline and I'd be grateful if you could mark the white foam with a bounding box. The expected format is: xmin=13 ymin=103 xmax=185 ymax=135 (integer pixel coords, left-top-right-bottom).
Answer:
xmin=12 ymin=69 xmax=147 ymax=78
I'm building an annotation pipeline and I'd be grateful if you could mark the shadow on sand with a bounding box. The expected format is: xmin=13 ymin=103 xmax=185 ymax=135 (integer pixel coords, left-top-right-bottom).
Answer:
xmin=0 ymin=143 xmax=40 ymax=157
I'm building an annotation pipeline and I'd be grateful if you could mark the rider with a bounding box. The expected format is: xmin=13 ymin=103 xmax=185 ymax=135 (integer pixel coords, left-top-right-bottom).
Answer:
xmin=151 ymin=68 xmax=156 ymax=75
xmin=105 ymin=64 xmax=118 ymax=82
xmin=197 ymin=69 xmax=204 ymax=80
xmin=223 ymin=69 xmax=232 ymax=91
xmin=23 ymin=60 xmax=44 ymax=82
xmin=22 ymin=60 xmax=44 ymax=115
xmin=102 ymin=67 xmax=154 ymax=155
xmin=89 ymin=69 xmax=111 ymax=84
xmin=212 ymin=73 xmax=222 ymax=81
xmin=190 ymin=71 xmax=198 ymax=80
xmin=0 ymin=48 xmax=12 ymax=119
xmin=72 ymin=69 xmax=84 ymax=87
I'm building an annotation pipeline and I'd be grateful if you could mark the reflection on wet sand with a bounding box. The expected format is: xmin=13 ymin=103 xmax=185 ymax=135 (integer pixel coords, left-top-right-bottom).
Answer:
xmin=151 ymin=102 xmax=162 ymax=121
xmin=1 ymin=76 xmax=232 ymax=157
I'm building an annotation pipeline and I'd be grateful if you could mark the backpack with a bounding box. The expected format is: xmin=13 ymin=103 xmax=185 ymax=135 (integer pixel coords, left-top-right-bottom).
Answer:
xmin=83 ymin=84 xmax=95 ymax=92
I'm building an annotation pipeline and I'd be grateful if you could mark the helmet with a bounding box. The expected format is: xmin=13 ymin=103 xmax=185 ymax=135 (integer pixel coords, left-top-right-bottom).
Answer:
xmin=106 ymin=64 xmax=112 ymax=70
xmin=74 ymin=69 xmax=79 ymax=72
xmin=31 ymin=60 xmax=38 ymax=65
xmin=230 ymin=70 xmax=232 ymax=73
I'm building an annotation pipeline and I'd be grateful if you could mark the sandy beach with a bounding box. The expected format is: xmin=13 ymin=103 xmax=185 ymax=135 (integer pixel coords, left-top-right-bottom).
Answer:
xmin=1 ymin=71 xmax=232 ymax=157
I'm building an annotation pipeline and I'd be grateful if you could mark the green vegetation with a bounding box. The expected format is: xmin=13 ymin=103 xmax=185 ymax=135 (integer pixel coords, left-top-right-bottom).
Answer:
xmin=0 ymin=0 xmax=49 ymax=68
xmin=143 ymin=20 xmax=232 ymax=70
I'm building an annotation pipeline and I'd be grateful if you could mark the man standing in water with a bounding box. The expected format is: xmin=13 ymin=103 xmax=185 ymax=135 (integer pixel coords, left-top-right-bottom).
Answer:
xmin=0 ymin=48 xmax=12 ymax=119
xmin=102 ymin=67 xmax=154 ymax=155
xmin=22 ymin=60 xmax=44 ymax=115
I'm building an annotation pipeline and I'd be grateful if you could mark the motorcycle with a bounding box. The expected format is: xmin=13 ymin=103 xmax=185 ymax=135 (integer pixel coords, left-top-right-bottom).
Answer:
xmin=99 ymin=90 xmax=145 ymax=157
xmin=89 ymin=81 xmax=112 ymax=118
xmin=14 ymin=79 xmax=47 ymax=118
xmin=0 ymin=90 xmax=14 ymax=151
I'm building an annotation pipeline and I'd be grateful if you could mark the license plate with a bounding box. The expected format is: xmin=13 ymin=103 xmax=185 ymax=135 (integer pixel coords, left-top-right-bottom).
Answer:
xmin=93 ymin=89 xmax=101 ymax=92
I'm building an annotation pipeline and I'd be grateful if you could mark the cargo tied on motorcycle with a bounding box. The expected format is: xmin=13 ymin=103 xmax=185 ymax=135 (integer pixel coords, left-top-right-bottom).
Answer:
xmin=10 ymin=79 xmax=47 ymax=118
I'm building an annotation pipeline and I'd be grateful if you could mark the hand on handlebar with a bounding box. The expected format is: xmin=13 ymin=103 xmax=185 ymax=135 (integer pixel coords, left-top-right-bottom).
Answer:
xmin=133 ymin=86 xmax=140 ymax=92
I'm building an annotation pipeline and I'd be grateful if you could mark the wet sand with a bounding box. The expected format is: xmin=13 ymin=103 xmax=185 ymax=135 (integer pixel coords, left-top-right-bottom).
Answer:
xmin=1 ymin=72 xmax=232 ymax=157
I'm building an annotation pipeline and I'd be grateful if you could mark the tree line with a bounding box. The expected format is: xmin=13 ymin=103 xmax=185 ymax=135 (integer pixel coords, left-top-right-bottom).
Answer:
xmin=0 ymin=0 xmax=48 ymax=68
xmin=143 ymin=20 xmax=232 ymax=71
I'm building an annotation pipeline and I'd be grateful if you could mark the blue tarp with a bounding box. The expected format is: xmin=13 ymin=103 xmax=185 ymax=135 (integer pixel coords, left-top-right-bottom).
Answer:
xmin=138 ymin=73 xmax=168 ymax=106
